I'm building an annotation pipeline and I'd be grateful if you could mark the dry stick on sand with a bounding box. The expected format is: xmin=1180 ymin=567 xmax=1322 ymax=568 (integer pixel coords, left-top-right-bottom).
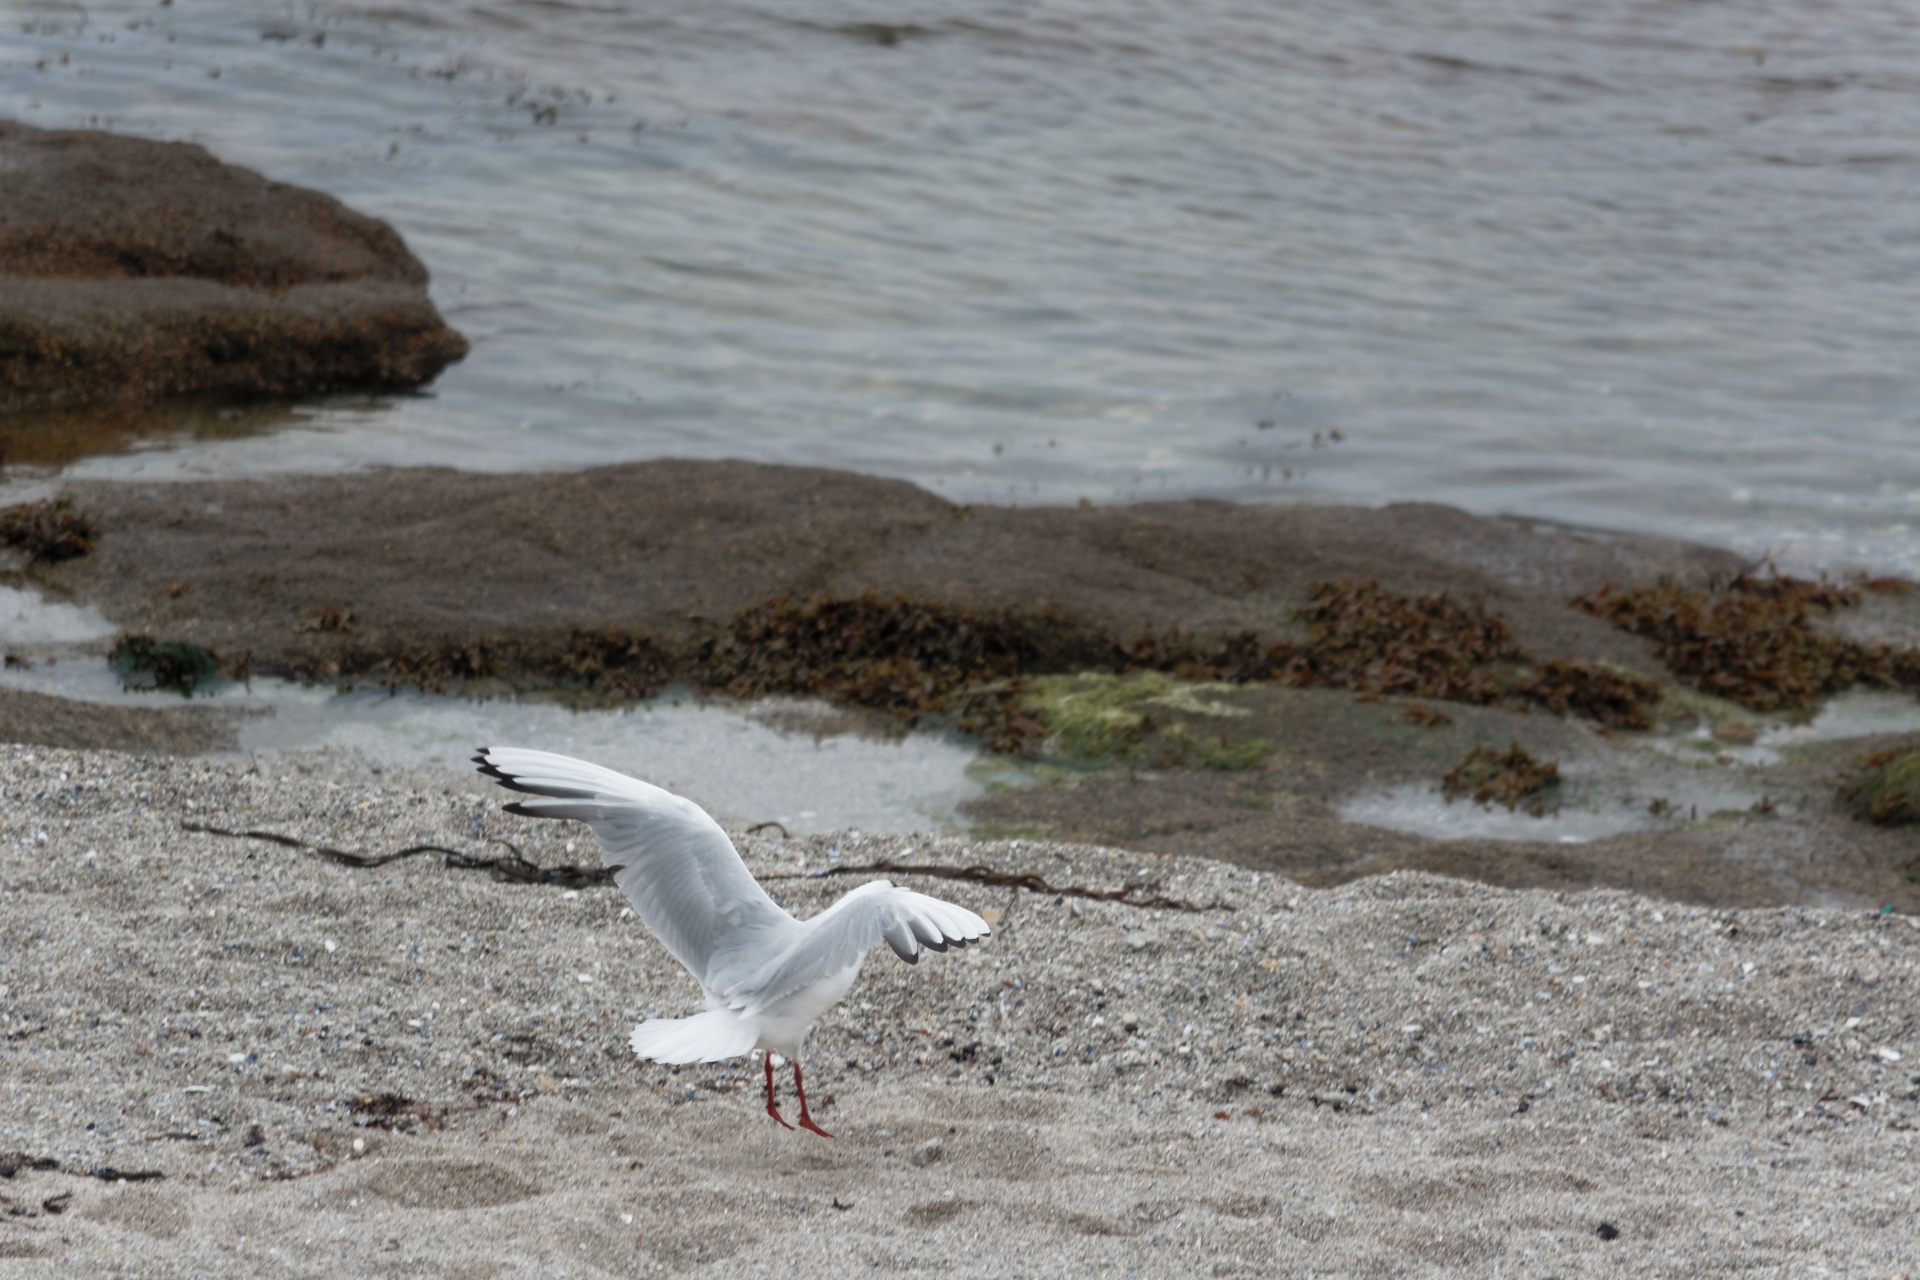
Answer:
xmin=0 ymin=1151 xmax=164 ymax=1183
xmin=179 ymin=822 xmax=1231 ymax=911
xmin=760 ymin=861 xmax=1234 ymax=913
xmin=180 ymin=821 xmax=612 ymax=888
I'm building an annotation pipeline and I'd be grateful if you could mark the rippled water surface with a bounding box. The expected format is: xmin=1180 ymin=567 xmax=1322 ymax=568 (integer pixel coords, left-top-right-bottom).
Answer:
xmin=4 ymin=0 xmax=1920 ymax=571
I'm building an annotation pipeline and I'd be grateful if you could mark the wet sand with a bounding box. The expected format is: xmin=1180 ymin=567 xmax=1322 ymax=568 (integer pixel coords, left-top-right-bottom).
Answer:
xmin=0 ymin=744 xmax=1914 ymax=1275
xmin=0 ymin=685 xmax=238 ymax=756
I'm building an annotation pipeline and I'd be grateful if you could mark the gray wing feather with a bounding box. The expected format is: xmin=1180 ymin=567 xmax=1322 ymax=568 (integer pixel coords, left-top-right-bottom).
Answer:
xmin=720 ymin=880 xmax=991 ymax=1014
xmin=474 ymin=747 xmax=797 ymax=990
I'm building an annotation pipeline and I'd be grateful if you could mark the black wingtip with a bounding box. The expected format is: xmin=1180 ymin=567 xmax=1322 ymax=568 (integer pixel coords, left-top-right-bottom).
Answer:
xmin=475 ymin=759 xmax=546 ymax=796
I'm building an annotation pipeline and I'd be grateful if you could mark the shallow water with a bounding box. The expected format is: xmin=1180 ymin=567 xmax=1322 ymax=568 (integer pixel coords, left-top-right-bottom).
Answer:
xmin=4 ymin=0 xmax=1919 ymax=572
xmin=0 ymin=641 xmax=982 ymax=834
xmin=1341 ymin=687 xmax=1920 ymax=843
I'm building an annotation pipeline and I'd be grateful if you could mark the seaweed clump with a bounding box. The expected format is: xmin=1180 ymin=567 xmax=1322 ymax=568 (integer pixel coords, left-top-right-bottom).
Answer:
xmin=0 ymin=497 xmax=97 ymax=563
xmin=1514 ymin=659 xmax=1662 ymax=731
xmin=697 ymin=595 xmax=1117 ymax=753
xmin=109 ymin=634 xmax=224 ymax=696
xmin=1574 ymin=573 xmax=1920 ymax=712
xmin=1838 ymin=747 xmax=1920 ymax=827
xmin=1443 ymin=742 xmax=1560 ymax=814
xmin=291 ymin=628 xmax=675 ymax=700
xmin=1280 ymin=580 xmax=1521 ymax=704
xmin=1275 ymin=581 xmax=1665 ymax=729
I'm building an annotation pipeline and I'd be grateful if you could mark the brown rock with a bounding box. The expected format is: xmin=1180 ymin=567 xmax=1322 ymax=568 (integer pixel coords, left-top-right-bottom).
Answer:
xmin=0 ymin=119 xmax=467 ymax=412
xmin=48 ymin=460 xmax=1745 ymax=669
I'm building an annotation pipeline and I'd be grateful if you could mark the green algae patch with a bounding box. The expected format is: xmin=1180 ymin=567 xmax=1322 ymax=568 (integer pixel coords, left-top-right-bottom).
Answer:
xmin=1839 ymin=748 xmax=1920 ymax=826
xmin=1022 ymin=672 xmax=1256 ymax=762
xmin=1442 ymin=742 xmax=1560 ymax=815
xmin=1574 ymin=573 xmax=1920 ymax=713
xmin=1198 ymin=735 xmax=1278 ymax=771
xmin=1025 ymin=672 xmax=1162 ymax=759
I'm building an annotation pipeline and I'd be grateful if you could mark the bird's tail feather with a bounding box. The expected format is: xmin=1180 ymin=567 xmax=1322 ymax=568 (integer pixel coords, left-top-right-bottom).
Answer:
xmin=629 ymin=1010 xmax=758 ymax=1064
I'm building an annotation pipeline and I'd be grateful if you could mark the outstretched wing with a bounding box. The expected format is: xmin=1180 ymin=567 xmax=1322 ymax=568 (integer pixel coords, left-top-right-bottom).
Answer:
xmin=474 ymin=747 xmax=797 ymax=990
xmin=718 ymin=879 xmax=990 ymax=1014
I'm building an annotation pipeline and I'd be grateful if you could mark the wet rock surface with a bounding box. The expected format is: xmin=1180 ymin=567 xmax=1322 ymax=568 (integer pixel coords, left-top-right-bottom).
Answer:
xmin=0 ymin=120 xmax=466 ymax=413
xmin=49 ymin=459 xmax=1735 ymax=667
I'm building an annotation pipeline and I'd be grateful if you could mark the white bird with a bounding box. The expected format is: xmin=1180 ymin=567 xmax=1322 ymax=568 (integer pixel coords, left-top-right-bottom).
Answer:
xmin=473 ymin=746 xmax=990 ymax=1136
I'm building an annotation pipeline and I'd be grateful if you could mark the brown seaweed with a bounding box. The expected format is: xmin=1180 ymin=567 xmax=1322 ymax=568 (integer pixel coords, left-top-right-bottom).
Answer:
xmin=1442 ymin=742 xmax=1561 ymax=815
xmin=1279 ymin=580 xmax=1521 ymax=704
xmin=1514 ymin=660 xmax=1661 ymax=731
xmin=1573 ymin=573 xmax=1920 ymax=713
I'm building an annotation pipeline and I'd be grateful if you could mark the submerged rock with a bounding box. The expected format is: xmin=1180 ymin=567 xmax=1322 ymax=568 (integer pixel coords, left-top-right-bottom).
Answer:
xmin=0 ymin=119 xmax=467 ymax=413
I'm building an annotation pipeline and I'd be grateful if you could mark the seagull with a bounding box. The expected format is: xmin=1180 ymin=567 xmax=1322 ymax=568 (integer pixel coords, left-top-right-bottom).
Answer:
xmin=473 ymin=747 xmax=991 ymax=1137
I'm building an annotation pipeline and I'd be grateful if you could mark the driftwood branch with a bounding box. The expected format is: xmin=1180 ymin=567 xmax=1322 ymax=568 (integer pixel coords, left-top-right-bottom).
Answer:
xmin=180 ymin=822 xmax=614 ymax=889
xmin=763 ymin=860 xmax=1234 ymax=913
xmin=181 ymin=824 xmax=1231 ymax=910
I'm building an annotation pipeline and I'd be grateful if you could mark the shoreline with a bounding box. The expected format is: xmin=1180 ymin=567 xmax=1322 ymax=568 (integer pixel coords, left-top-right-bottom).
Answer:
xmin=0 ymin=460 xmax=1916 ymax=912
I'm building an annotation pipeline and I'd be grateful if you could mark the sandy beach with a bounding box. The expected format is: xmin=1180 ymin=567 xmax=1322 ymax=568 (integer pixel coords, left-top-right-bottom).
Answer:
xmin=1 ymin=743 xmax=1914 ymax=1275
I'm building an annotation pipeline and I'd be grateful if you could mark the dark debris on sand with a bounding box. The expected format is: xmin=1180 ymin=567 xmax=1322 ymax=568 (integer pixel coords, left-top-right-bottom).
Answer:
xmin=0 ymin=497 xmax=98 ymax=563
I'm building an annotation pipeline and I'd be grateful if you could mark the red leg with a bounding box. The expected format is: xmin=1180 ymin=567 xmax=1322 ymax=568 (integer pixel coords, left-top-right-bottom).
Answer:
xmin=764 ymin=1053 xmax=793 ymax=1130
xmin=792 ymin=1062 xmax=833 ymax=1138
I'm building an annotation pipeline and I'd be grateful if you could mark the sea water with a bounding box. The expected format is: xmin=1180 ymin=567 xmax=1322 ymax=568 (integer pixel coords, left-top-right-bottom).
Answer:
xmin=1 ymin=0 xmax=1917 ymax=574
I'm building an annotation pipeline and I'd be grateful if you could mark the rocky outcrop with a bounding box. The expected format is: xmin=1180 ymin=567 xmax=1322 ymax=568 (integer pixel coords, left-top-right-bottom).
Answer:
xmin=0 ymin=120 xmax=467 ymax=413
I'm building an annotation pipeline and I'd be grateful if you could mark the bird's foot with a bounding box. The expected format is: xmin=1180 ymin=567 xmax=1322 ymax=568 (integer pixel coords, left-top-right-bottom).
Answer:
xmin=764 ymin=1052 xmax=794 ymax=1129
xmin=791 ymin=1061 xmax=833 ymax=1137
xmin=765 ymin=1102 xmax=796 ymax=1131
